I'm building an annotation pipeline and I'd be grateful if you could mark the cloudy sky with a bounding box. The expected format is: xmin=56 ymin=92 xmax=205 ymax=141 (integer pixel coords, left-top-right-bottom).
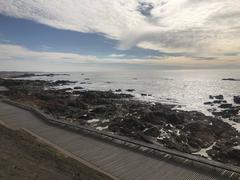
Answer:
xmin=0 ymin=0 xmax=240 ymax=71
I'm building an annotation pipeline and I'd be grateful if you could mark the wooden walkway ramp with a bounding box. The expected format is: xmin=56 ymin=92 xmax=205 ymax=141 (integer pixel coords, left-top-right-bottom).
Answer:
xmin=0 ymin=101 xmax=237 ymax=180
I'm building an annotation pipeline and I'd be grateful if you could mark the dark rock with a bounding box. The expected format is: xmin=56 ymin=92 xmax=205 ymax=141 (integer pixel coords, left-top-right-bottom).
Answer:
xmin=213 ymin=100 xmax=222 ymax=104
xmin=91 ymin=105 xmax=109 ymax=114
xmin=73 ymin=91 xmax=81 ymax=94
xmin=230 ymin=116 xmax=240 ymax=123
xmin=208 ymin=139 xmax=240 ymax=166
xmin=139 ymin=133 xmax=157 ymax=144
xmin=74 ymin=86 xmax=83 ymax=90
xmin=204 ymin=102 xmax=212 ymax=105
xmin=141 ymin=93 xmax=147 ymax=96
xmin=126 ymin=89 xmax=135 ymax=92
xmin=212 ymin=107 xmax=240 ymax=118
xmin=143 ymin=126 xmax=159 ymax=137
xmin=222 ymin=78 xmax=240 ymax=81
xmin=62 ymin=88 xmax=72 ymax=91
xmin=234 ymin=96 xmax=240 ymax=104
xmin=2 ymin=77 xmax=240 ymax=167
xmin=214 ymin=95 xmax=224 ymax=100
xmin=184 ymin=121 xmax=215 ymax=148
xmin=115 ymin=89 xmax=122 ymax=92
xmin=10 ymin=73 xmax=35 ymax=78
xmin=209 ymin=95 xmax=214 ymax=99
xmin=219 ymin=103 xmax=232 ymax=108
xmin=54 ymin=80 xmax=77 ymax=86
xmin=78 ymin=113 xmax=95 ymax=120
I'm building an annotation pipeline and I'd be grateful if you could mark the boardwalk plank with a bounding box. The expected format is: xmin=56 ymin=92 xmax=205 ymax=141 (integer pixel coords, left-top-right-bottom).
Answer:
xmin=0 ymin=101 xmax=233 ymax=180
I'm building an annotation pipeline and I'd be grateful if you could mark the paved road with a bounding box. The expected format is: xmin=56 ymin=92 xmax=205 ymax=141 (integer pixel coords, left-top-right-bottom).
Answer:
xmin=0 ymin=101 xmax=233 ymax=180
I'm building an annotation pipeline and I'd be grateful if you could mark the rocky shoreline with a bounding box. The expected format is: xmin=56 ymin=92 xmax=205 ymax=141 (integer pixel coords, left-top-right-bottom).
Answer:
xmin=0 ymin=77 xmax=240 ymax=166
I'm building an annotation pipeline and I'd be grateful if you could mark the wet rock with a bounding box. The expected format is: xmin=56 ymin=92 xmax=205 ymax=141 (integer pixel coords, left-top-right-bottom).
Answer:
xmin=74 ymin=86 xmax=83 ymax=90
xmin=204 ymin=102 xmax=212 ymax=105
xmin=162 ymin=137 xmax=192 ymax=153
xmin=214 ymin=95 xmax=224 ymax=100
xmin=2 ymin=77 xmax=240 ymax=167
xmin=143 ymin=126 xmax=160 ymax=137
xmin=73 ymin=91 xmax=82 ymax=95
xmin=91 ymin=105 xmax=109 ymax=114
xmin=78 ymin=113 xmax=95 ymax=120
xmin=59 ymin=88 xmax=72 ymax=91
xmin=10 ymin=73 xmax=35 ymax=78
xmin=184 ymin=121 xmax=215 ymax=148
xmin=208 ymin=139 xmax=240 ymax=166
xmin=54 ymin=80 xmax=77 ymax=86
xmin=213 ymin=100 xmax=223 ymax=104
xmin=230 ymin=116 xmax=240 ymax=123
xmin=234 ymin=96 xmax=240 ymax=104
xmin=222 ymin=78 xmax=240 ymax=81
xmin=212 ymin=107 xmax=240 ymax=118
xmin=219 ymin=103 xmax=232 ymax=108
xmin=139 ymin=133 xmax=157 ymax=144
xmin=126 ymin=89 xmax=135 ymax=92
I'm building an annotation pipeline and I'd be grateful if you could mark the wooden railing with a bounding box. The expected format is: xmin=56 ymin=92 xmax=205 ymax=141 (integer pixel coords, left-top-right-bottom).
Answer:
xmin=2 ymin=99 xmax=240 ymax=178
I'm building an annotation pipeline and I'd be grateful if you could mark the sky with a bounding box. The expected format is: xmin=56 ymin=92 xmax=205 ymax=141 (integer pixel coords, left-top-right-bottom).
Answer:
xmin=0 ymin=0 xmax=240 ymax=71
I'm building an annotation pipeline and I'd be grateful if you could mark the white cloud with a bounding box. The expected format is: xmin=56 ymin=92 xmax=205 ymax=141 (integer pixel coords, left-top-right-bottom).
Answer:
xmin=0 ymin=43 xmax=96 ymax=63
xmin=0 ymin=43 xmax=239 ymax=72
xmin=108 ymin=54 xmax=126 ymax=58
xmin=0 ymin=0 xmax=240 ymax=58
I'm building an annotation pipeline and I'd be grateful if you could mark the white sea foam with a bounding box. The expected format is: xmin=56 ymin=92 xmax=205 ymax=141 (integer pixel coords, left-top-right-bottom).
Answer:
xmin=87 ymin=119 xmax=100 ymax=123
xmin=96 ymin=126 xmax=108 ymax=131
xmin=192 ymin=142 xmax=216 ymax=159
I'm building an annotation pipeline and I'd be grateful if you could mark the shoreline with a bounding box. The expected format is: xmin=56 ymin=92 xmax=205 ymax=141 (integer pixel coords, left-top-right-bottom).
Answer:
xmin=0 ymin=77 xmax=240 ymax=167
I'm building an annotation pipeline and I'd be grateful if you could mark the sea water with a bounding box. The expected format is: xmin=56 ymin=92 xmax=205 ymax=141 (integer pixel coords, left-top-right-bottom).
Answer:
xmin=25 ymin=69 xmax=240 ymax=116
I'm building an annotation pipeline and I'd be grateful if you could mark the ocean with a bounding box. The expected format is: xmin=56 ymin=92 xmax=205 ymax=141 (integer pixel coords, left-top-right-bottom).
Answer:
xmin=24 ymin=69 xmax=240 ymax=115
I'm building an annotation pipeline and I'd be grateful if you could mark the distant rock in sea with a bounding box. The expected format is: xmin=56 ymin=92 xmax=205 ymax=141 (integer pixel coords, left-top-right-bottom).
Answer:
xmin=222 ymin=78 xmax=240 ymax=81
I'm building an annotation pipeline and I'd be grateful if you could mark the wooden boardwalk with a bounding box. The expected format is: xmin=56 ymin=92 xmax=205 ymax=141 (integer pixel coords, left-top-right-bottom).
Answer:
xmin=0 ymin=101 xmax=237 ymax=180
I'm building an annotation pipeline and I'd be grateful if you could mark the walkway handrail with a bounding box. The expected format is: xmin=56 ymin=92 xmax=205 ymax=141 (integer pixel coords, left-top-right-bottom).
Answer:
xmin=2 ymin=99 xmax=240 ymax=176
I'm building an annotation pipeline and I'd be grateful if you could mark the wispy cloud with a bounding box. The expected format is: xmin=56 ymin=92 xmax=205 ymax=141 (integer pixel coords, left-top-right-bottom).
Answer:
xmin=0 ymin=43 xmax=239 ymax=71
xmin=0 ymin=43 xmax=97 ymax=63
xmin=0 ymin=0 xmax=240 ymax=61
xmin=108 ymin=54 xmax=126 ymax=58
